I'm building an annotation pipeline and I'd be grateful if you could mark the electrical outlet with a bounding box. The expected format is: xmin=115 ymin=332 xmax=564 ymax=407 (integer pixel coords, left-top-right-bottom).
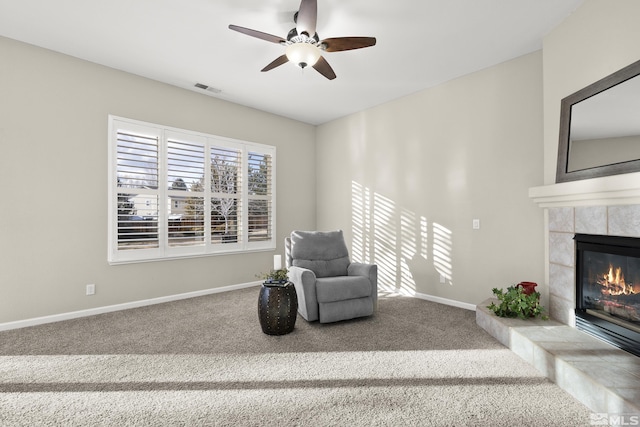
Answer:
xmin=472 ymin=219 xmax=480 ymax=230
xmin=86 ymin=284 xmax=95 ymax=296
xmin=439 ymin=274 xmax=446 ymax=284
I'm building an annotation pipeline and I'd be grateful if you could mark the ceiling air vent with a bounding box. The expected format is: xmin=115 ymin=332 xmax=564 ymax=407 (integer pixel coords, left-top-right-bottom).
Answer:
xmin=194 ymin=83 xmax=221 ymax=94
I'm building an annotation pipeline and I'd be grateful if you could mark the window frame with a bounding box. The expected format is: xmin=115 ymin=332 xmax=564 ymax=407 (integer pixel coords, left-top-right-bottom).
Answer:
xmin=108 ymin=115 xmax=276 ymax=264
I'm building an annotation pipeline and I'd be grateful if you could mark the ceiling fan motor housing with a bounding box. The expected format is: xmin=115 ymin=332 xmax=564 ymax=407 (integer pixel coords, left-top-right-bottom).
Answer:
xmin=286 ymin=27 xmax=319 ymax=43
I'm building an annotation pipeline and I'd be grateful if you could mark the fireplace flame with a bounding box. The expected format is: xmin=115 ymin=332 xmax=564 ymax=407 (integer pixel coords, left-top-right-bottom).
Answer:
xmin=597 ymin=264 xmax=637 ymax=296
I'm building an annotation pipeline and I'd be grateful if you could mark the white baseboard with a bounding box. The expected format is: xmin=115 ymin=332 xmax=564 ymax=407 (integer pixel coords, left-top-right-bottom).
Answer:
xmin=413 ymin=291 xmax=477 ymax=311
xmin=0 ymin=281 xmax=261 ymax=332
xmin=1 ymin=283 xmax=475 ymax=332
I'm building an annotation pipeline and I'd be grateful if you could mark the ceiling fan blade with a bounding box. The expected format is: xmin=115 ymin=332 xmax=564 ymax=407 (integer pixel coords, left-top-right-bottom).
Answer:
xmin=321 ymin=37 xmax=377 ymax=52
xmin=312 ymin=56 xmax=336 ymax=80
xmin=261 ymin=55 xmax=289 ymax=72
xmin=296 ymin=0 xmax=317 ymax=36
xmin=228 ymin=25 xmax=285 ymax=44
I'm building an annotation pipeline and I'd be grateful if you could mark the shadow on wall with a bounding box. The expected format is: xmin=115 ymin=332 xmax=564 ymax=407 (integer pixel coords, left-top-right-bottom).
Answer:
xmin=351 ymin=181 xmax=453 ymax=295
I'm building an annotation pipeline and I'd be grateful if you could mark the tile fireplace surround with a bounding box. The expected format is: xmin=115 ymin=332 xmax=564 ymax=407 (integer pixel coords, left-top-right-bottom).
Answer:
xmin=486 ymin=172 xmax=640 ymax=415
xmin=529 ymin=171 xmax=640 ymax=325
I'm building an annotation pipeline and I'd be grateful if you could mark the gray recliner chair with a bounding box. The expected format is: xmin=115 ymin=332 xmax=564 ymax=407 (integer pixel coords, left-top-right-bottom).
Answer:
xmin=285 ymin=230 xmax=377 ymax=323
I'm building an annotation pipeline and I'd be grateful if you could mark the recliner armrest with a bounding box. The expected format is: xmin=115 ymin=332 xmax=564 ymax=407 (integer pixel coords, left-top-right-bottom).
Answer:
xmin=348 ymin=262 xmax=378 ymax=310
xmin=288 ymin=266 xmax=320 ymax=322
xmin=288 ymin=265 xmax=316 ymax=285
xmin=348 ymin=262 xmax=375 ymax=278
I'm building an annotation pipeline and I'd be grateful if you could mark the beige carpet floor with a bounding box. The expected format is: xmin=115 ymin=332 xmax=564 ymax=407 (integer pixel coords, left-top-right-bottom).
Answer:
xmin=0 ymin=287 xmax=593 ymax=426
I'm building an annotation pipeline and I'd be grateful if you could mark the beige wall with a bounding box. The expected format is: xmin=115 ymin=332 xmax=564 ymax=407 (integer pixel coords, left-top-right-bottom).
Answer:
xmin=543 ymin=0 xmax=640 ymax=184
xmin=316 ymin=52 xmax=545 ymax=306
xmin=0 ymin=36 xmax=316 ymax=323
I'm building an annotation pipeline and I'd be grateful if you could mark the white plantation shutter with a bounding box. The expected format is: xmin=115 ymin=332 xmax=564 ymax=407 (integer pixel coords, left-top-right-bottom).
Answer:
xmin=210 ymin=146 xmax=241 ymax=244
xmin=116 ymin=132 xmax=159 ymax=189
xmin=167 ymin=137 xmax=205 ymax=248
xmin=108 ymin=116 xmax=276 ymax=263
xmin=167 ymin=139 xmax=205 ymax=191
xmin=115 ymin=130 xmax=160 ymax=250
xmin=247 ymin=152 xmax=273 ymax=242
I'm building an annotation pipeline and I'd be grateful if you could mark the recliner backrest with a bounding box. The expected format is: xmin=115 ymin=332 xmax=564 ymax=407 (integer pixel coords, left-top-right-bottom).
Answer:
xmin=290 ymin=230 xmax=350 ymax=278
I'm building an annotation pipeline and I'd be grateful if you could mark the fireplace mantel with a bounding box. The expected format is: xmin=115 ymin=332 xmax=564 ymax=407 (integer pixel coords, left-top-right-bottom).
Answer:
xmin=529 ymin=171 xmax=640 ymax=208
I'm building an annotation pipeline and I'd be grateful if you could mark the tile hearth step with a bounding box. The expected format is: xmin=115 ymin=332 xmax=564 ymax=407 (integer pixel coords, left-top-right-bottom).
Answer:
xmin=476 ymin=298 xmax=640 ymax=415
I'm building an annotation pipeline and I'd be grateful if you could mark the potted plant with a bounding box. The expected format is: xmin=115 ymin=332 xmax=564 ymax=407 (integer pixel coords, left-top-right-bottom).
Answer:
xmin=487 ymin=285 xmax=548 ymax=320
xmin=257 ymin=268 xmax=289 ymax=286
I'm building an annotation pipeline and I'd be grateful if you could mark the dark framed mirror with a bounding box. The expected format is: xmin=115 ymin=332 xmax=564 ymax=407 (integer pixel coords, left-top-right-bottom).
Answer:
xmin=556 ymin=59 xmax=640 ymax=183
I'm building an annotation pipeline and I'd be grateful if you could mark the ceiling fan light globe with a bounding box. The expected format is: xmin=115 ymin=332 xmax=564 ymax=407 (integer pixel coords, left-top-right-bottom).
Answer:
xmin=286 ymin=43 xmax=320 ymax=69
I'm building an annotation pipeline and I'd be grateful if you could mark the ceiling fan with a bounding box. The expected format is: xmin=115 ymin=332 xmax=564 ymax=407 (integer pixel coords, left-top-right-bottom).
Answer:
xmin=228 ymin=0 xmax=376 ymax=80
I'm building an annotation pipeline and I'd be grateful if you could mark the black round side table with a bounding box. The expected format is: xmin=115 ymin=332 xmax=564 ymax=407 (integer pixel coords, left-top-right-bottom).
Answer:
xmin=258 ymin=281 xmax=298 ymax=335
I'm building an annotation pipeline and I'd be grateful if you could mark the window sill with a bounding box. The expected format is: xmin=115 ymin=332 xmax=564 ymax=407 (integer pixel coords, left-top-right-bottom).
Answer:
xmin=108 ymin=246 xmax=275 ymax=265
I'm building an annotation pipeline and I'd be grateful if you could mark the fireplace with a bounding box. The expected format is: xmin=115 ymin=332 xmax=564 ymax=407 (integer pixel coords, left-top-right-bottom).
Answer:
xmin=575 ymin=233 xmax=640 ymax=357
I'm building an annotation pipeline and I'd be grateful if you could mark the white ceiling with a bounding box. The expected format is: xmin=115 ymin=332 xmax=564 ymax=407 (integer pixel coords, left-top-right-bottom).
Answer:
xmin=0 ymin=0 xmax=583 ymax=125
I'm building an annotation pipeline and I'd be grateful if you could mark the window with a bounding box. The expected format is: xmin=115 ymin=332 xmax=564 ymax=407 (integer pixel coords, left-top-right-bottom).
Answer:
xmin=108 ymin=116 xmax=275 ymax=264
